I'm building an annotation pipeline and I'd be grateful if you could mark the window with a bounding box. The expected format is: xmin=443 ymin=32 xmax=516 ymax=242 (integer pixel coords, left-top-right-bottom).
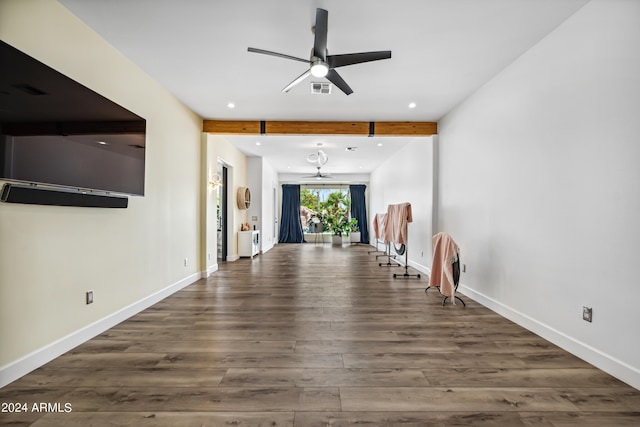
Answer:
xmin=300 ymin=187 xmax=350 ymax=233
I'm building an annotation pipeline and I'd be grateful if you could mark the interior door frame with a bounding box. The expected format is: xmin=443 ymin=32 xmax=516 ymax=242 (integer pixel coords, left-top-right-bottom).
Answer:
xmin=218 ymin=162 xmax=228 ymax=261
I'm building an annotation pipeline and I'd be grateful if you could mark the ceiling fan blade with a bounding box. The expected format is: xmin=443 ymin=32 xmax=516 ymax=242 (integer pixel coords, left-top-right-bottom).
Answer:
xmin=326 ymin=69 xmax=353 ymax=95
xmin=282 ymin=69 xmax=312 ymax=92
xmin=303 ymin=174 xmax=332 ymax=179
xmin=247 ymin=47 xmax=310 ymax=64
xmin=328 ymin=51 xmax=392 ymax=68
xmin=313 ymin=8 xmax=328 ymax=61
xmin=303 ymin=166 xmax=332 ymax=178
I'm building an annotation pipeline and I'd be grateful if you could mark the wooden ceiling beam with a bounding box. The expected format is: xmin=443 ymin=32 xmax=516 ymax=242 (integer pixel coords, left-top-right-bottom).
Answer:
xmin=266 ymin=121 xmax=370 ymax=135
xmin=202 ymin=120 xmax=437 ymax=136
xmin=202 ymin=120 xmax=261 ymax=134
xmin=374 ymin=121 xmax=437 ymax=136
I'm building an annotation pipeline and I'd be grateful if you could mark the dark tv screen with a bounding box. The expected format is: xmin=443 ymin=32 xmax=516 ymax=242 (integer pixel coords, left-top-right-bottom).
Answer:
xmin=0 ymin=40 xmax=146 ymax=196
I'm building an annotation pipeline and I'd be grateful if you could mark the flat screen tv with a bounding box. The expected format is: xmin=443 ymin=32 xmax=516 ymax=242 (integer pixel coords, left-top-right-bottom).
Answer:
xmin=0 ymin=40 xmax=146 ymax=197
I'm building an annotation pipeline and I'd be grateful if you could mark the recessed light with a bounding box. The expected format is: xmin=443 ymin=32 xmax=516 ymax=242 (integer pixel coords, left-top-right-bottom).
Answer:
xmin=255 ymin=141 xmax=261 ymax=146
xmin=377 ymin=143 xmax=383 ymax=147
xmin=408 ymin=102 xmax=416 ymax=109
xmin=97 ymin=141 xmax=108 ymax=145
xmin=227 ymin=102 xmax=235 ymax=109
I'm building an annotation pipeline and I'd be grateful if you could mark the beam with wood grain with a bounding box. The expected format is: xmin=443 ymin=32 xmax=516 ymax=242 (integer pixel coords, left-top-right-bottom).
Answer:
xmin=203 ymin=120 xmax=437 ymax=136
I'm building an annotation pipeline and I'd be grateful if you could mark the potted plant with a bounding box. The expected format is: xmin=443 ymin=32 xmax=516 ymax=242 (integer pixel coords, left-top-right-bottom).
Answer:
xmin=308 ymin=210 xmax=325 ymax=233
xmin=325 ymin=209 xmax=350 ymax=245
xmin=319 ymin=191 xmax=352 ymax=245
xmin=349 ymin=218 xmax=361 ymax=243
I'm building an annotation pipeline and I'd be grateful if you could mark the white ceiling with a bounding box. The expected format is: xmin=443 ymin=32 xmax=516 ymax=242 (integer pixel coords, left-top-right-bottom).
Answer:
xmin=59 ymin=0 xmax=588 ymax=180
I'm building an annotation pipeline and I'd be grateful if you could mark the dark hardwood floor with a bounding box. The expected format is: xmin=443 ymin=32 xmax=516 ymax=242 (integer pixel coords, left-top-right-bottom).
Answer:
xmin=1 ymin=243 xmax=639 ymax=426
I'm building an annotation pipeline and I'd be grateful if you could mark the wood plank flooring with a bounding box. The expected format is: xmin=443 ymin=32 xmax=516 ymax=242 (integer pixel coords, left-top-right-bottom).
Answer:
xmin=1 ymin=243 xmax=638 ymax=426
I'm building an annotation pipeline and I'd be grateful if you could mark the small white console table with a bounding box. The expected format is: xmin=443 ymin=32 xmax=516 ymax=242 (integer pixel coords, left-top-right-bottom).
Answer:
xmin=238 ymin=230 xmax=260 ymax=259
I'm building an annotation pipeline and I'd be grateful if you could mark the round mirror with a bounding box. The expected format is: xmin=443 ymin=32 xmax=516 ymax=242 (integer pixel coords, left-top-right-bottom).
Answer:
xmin=237 ymin=186 xmax=251 ymax=210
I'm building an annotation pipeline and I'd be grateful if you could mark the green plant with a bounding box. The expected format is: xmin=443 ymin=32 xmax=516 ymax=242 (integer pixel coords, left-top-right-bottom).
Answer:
xmin=325 ymin=209 xmax=350 ymax=236
xmin=349 ymin=218 xmax=359 ymax=232
xmin=318 ymin=190 xmax=354 ymax=237
xmin=307 ymin=211 xmax=325 ymax=233
xmin=319 ymin=191 xmax=350 ymax=214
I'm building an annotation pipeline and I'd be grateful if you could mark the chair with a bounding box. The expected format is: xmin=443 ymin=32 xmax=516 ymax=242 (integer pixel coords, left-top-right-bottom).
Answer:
xmin=425 ymin=232 xmax=465 ymax=306
xmin=312 ymin=222 xmax=325 ymax=244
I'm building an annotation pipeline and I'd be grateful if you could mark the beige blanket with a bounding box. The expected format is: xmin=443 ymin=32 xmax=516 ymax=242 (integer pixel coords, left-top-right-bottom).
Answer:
xmin=373 ymin=213 xmax=388 ymax=242
xmin=428 ymin=232 xmax=460 ymax=303
xmin=384 ymin=203 xmax=412 ymax=245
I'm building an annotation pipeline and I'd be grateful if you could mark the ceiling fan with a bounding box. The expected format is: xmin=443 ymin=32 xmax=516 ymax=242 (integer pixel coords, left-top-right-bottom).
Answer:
xmin=247 ymin=8 xmax=391 ymax=95
xmin=305 ymin=166 xmax=333 ymax=180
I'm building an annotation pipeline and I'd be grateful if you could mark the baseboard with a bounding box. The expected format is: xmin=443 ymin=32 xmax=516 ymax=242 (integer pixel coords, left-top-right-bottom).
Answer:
xmin=201 ymin=263 xmax=219 ymax=278
xmin=408 ymin=259 xmax=431 ymax=276
xmin=386 ymin=248 xmax=431 ymax=277
xmin=460 ymin=284 xmax=640 ymax=391
xmin=0 ymin=272 xmax=201 ymax=388
xmin=226 ymin=254 xmax=240 ymax=262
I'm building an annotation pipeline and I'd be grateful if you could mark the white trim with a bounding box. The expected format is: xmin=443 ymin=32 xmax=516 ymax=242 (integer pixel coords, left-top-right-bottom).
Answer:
xmin=386 ymin=248 xmax=432 ymax=277
xmin=408 ymin=259 xmax=430 ymax=276
xmin=459 ymin=284 xmax=640 ymax=390
xmin=201 ymin=263 xmax=219 ymax=278
xmin=226 ymin=254 xmax=240 ymax=262
xmin=0 ymin=272 xmax=200 ymax=388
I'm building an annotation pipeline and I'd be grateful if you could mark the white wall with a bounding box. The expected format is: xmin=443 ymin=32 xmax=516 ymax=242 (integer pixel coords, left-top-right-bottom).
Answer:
xmin=261 ymin=160 xmax=279 ymax=252
xmin=246 ymin=157 xmax=279 ymax=253
xmin=370 ymin=137 xmax=435 ymax=272
xmin=247 ymin=157 xmax=262 ymax=240
xmin=0 ymin=0 xmax=203 ymax=385
xmin=205 ymin=135 xmax=249 ymax=261
xmin=202 ymin=134 xmax=218 ymax=276
xmin=437 ymin=0 xmax=640 ymax=389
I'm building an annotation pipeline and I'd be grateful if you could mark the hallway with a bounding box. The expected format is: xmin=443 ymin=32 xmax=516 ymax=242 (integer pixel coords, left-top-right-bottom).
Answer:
xmin=1 ymin=244 xmax=638 ymax=426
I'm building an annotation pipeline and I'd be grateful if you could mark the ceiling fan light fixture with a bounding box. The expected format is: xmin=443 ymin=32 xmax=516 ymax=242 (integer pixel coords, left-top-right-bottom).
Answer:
xmin=248 ymin=8 xmax=391 ymax=95
xmin=310 ymin=60 xmax=329 ymax=78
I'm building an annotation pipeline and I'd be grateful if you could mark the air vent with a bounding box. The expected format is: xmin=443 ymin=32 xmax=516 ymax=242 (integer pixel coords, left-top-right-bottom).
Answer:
xmin=310 ymin=82 xmax=332 ymax=95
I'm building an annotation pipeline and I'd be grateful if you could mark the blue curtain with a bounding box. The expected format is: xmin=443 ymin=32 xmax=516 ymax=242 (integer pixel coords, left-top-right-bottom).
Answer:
xmin=349 ymin=184 xmax=369 ymax=243
xmin=279 ymin=184 xmax=306 ymax=243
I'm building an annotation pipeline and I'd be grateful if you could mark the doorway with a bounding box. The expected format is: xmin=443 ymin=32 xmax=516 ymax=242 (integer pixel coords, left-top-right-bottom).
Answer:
xmin=273 ymin=187 xmax=277 ymax=243
xmin=217 ymin=162 xmax=228 ymax=261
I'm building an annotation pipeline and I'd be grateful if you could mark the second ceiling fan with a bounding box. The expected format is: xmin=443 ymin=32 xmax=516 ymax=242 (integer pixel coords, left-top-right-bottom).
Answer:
xmin=248 ymin=8 xmax=391 ymax=95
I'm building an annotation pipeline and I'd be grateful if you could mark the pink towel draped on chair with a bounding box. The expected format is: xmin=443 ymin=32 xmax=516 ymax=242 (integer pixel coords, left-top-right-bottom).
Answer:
xmin=428 ymin=232 xmax=460 ymax=303
xmin=384 ymin=202 xmax=412 ymax=245
xmin=373 ymin=213 xmax=388 ymax=243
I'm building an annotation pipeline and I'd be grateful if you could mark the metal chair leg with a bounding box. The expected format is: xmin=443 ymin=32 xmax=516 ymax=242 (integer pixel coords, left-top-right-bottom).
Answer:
xmin=441 ymin=295 xmax=466 ymax=307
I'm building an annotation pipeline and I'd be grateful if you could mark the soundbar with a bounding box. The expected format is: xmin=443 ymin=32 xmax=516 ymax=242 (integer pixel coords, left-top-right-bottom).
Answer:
xmin=1 ymin=183 xmax=128 ymax=208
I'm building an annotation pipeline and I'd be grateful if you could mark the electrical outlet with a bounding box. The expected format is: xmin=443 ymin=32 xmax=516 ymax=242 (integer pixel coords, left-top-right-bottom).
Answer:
xmin=582 ymin=306 xmax=592 ymax=322
xmin=462 ymin=264 xmax=467 ymax=273
xmin=184 ymin=257 xmax=188 ymax=267
xmin=86 ymin=290 xmax=93 ymax=305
